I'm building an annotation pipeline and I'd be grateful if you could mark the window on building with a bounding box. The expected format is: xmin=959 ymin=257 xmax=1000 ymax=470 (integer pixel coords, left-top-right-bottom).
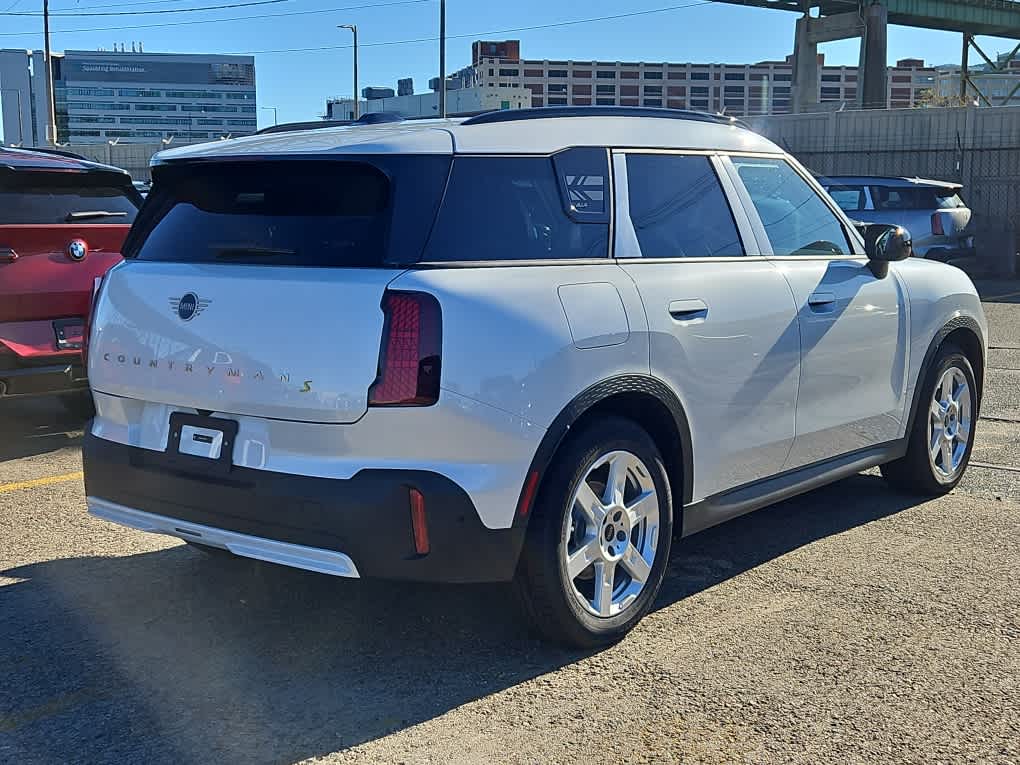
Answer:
xmin=69 ymin=116 xmax=116 ymax=124
xmin=68 ymin=102 xmax=132 ymax=111
xmin=773 ymin=86 xmax=791 ymax=95
xmin=690 ymin=99 xmax=709 ymax=109
xmin=597 ymin=70 xmax=617 ymax=79
xmin=724 ymin=72 xmax=746 ymax=80
xmin=596 ymin=97 xmax=616 ymax=105
xmin=573 ymin=70 xmax=592 ymax=78
xmin=625 ymin=154 xmax=743 ymax=258
xmin=499 ymin=68 xmax=519 ymax=77
xmin=724 ymin=85 xmax=745 ymax=95
xmin=621 ymin=71 xmax=640 ymax=79
xmin=134 ymin=104 xmax=179 ymax=112
xmin=690 ymin=71 xmax=710 ymax=80
xmin=225 ymin=92 xmax=256 ymax=100
xmin=66 ymin=87 xmax=115 ymax=97
xmin=668 ymin=71 xmax=687 ymax=80
xmin=548 ymin=97 xmax=568 ymax=105
xmin=596 ymin=84 xmax=616 ymax=94
xmin=691 ymin=86 xmax=709 ymax=96
xmin=573 ymin=84 xmax=592 ymax=95
xmin=821 ymin=87 xmax=842 ymax=98
xmin=548 ymin=69 xmax=568 ymax=78
xmin=524 ymin=69 xmax=544 ymax=77
xmin=644 ymin=85 xmax=663 ymax=95
xmin=118 ymin=89 xmax=162 ymax=98
xmin=773 ymin=73 xmax=792 ymax=82
xmin=644 ymin=71 xmax=663 ymax=79
xmin=548 ymin=83 xmax=568 ymax=94
xmin=643 ymin=98 xmax=663 ymax=107
xmin=731 ymin=157 xmax=849 ymax=256
xmin=821 ymin=74 xmax=842 ymax=82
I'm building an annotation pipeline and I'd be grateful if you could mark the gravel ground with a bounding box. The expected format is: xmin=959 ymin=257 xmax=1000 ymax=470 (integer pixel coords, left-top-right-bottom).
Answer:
xmin=1 ymin=290 xmax=1018 ymax=765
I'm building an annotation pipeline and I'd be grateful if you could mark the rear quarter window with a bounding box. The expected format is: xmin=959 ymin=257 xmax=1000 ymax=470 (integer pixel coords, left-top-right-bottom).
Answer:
xmin=422 ymin=154 xmax=610 ymax=262
xmin=0 ymin=170 xmax=140 ymax=224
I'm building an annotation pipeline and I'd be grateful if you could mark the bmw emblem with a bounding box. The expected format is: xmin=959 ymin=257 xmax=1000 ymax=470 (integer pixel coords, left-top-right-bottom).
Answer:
xmin=177 ymin=293 xmax=199 ymax=321
xmin=67 ymin=239 xmax=88 ymax=261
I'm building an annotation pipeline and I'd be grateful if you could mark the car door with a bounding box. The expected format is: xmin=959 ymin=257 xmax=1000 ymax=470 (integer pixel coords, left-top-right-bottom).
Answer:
xmin=725 ymin=155 xmax=909 ymax=469
xmin=614 ymin=151 xmax=801 ymax=503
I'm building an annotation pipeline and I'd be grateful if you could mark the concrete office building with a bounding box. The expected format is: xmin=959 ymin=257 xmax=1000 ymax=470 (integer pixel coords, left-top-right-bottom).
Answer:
xmin=465 ymin=40 xmax=941 ymax=115
xmin=0 ymin=48 xmax=256 ymax=145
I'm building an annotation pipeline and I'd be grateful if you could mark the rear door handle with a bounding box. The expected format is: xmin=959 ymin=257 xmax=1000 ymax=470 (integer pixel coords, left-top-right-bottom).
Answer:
xmin=807 ymin=292 xmax=836 ymax=311
xmin=668 ymin=298 xmax=709 ymax=322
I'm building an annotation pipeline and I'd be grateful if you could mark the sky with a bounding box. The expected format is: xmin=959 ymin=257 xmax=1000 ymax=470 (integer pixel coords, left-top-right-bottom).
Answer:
xmin=2 ymin=0 xmax=1020 ymax=129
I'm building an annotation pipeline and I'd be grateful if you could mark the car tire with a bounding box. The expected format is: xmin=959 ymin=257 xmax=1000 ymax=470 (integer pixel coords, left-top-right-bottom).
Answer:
xmin=881 ymin=343 xmax=978 ymax=496
xmin=514 ymin=417 xmax=673 ymax=648
xmin=60 ymin=390 xmax=95 ymax=421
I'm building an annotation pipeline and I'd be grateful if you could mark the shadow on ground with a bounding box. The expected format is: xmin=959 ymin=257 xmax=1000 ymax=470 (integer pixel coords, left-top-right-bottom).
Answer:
xmin=0 ymin=397 xmax=86 ymax=463
xmin=0 ymin=474 xmax=924 ymax=765
xmin=974 ymin=279 xmax=1020 ymax=304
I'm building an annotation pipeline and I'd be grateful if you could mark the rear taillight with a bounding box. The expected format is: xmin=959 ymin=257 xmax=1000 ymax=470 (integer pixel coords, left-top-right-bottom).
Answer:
xmin=368 ymin=290 xmax=442 ymax=407
xmin=931 ymin=212 xmax=945 ymax=236
xmin=82 ymin=275 xmax=106 ymax=369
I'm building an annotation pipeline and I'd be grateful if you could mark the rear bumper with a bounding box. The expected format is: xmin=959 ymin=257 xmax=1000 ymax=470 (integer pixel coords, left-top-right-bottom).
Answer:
xmin=0 ymin=357 xmax=87 ymax=396
xmin=83 ymin=430 xmax=528 ymax=583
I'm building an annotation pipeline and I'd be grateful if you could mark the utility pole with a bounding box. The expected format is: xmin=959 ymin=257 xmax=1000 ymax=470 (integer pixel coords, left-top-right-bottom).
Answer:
xmin=261 ymin=105 xmax=278 ymax=125
xmin=438 ymin=0 xmax=446 ymax=118
xmin=339 ymin=24 xmax=359 ymax=120
xmin=43 ymin=0 xmax=58 ymax=144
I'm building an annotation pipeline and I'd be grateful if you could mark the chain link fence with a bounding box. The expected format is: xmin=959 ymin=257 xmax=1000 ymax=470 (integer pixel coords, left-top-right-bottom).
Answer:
xmin=748 ymin=105 xmax=1020 ymax=275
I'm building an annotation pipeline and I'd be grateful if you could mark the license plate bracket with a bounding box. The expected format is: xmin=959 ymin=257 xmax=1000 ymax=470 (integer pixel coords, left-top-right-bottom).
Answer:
xmin=166 ymin=413 xmax=238 ymax=475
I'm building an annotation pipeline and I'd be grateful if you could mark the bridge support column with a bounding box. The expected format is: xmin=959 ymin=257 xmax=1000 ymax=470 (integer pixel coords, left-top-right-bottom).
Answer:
xmin=792 ymin=14 xmax=819 ymax=113
xmin=860 ymin=1 xmax=889 ymax=109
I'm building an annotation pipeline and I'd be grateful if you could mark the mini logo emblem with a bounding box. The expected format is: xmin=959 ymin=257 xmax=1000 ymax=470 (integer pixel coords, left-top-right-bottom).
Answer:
xmin=169 ymin=293 xmax=211 ymax=321
xmin=67 ymin=239 xmax=88 ymax=261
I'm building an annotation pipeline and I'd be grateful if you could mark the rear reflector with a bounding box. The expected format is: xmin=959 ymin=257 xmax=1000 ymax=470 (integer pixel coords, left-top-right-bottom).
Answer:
xmin=409 ymin=488 xmax=430 ymax=555
xmin=931 ymin=212 xmax=945 ymax=236
xmin=82 ymin=275 xmax=106 ymax=370
xmin=517 ymin=470 xmax=541 ymax=517
xmin=368 ymin=291 xmax=442 ymax=406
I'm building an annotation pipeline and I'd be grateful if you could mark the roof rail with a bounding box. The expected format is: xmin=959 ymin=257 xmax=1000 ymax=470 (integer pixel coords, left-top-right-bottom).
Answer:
xmin=462 ymin=106 xmax=745 ymax=128
xmin=256 ymin=112 xmax=405 ymax=135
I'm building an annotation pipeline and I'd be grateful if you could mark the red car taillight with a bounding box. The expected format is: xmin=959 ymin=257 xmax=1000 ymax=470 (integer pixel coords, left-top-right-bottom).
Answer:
xmin=368 ymin=290 xmax=442 ymax=407
xmin=82 ymin=274 xmax=106 ymax=370
xmin=931 ymin=212 xmax=945 ymax=236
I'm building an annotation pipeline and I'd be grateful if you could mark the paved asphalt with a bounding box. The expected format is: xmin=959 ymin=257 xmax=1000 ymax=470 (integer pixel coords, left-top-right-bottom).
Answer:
xmin=1 ymin=283 xmax=1018 ymax=764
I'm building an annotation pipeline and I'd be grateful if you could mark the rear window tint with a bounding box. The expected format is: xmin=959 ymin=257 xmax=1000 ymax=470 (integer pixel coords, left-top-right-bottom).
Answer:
xmin=423 ymin=156 xmax=609 ymax=262
xmin=126 ymin=157 xmax=450 ymax=267
xmin=871 ymin=185 xmax=966 ymax=211
xmin=825 ymin=185 xmax=866 ymax=212
xmin=0 ymin=171 xmax=139 ymax=224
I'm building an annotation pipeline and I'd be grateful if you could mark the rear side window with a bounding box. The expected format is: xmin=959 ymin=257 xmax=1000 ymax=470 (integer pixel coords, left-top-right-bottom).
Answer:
xmin=127 ymin=157 xmax=450 ymax=267
xmin=733 ymin=157 xmax=850 ymax=257
xmin=0 ymin=170 xmax=139 ymax=224
xmin=871 ymin=185 xmax=966 ymax=211
xmin=423 ymin=155 xmax=609 ymax=262
xmin=625 ymin=154 xmax=743 ymax=258
xmin=825 ymin=185 xmax=866 ymax=212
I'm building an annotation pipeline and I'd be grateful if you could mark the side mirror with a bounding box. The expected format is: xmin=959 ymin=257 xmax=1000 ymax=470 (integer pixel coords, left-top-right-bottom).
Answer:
xmin=857 ymin=223 xmax=912 ymax=278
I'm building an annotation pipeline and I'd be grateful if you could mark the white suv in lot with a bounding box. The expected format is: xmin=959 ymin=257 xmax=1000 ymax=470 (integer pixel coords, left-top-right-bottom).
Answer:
xmin=83 ymin=108 xmax=987 ymax=647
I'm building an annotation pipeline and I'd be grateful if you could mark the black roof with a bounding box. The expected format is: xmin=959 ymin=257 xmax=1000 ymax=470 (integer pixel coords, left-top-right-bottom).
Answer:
xmin=462 ymin=106 xmax=746 ymax=128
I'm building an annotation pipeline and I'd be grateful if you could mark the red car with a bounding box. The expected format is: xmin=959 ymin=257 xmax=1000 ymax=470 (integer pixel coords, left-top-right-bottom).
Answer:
xmin=0 ymin=147 xmax=141 ymax=414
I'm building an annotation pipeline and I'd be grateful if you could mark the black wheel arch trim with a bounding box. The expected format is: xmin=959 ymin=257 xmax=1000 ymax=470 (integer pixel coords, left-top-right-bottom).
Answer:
xmin=515 ymin=374 xmax=694 ymax=524
xmin=905 ymin=314 xmax=984 ymax=438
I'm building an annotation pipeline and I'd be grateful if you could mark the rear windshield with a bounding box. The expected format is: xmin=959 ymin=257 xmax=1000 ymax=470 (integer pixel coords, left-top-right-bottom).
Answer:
xmin=126 ymin=157 xmax=450 ymax=267
xmin=871 ymin=185 xmax=966 ymax=211
xmin=0 ymin=170 xmax=140 ymax=224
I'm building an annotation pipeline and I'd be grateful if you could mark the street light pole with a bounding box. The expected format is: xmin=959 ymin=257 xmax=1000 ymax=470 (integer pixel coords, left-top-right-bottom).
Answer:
xmin=438 ymin=0 xmax=446 ymax=118
xmin=43 ymin=0 xmax=58 ymax=145
xmin=261 ymin=106 xmax=278 ymax=125
xmin=339 ymin=24 xmax=359 ymax=120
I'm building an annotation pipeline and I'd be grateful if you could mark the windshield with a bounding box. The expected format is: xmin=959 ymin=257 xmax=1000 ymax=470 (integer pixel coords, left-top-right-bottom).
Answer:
xmin=0 ymin=171 xmax=140 ymax=224
xmin=127 ymin=157 xmax=450 ymax=267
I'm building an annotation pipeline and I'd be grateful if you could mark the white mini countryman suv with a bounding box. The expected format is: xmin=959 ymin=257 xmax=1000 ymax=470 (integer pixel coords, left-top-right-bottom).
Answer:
xmin=84 ymin=108 xmax=987 ymax=647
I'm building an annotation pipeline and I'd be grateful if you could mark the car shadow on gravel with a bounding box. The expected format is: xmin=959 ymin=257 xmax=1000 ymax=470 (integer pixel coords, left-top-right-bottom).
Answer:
xmin=0 ymin=397 xmax=85 ymax=462
xmin=0 ymin=473 xmax=922 ymax=765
